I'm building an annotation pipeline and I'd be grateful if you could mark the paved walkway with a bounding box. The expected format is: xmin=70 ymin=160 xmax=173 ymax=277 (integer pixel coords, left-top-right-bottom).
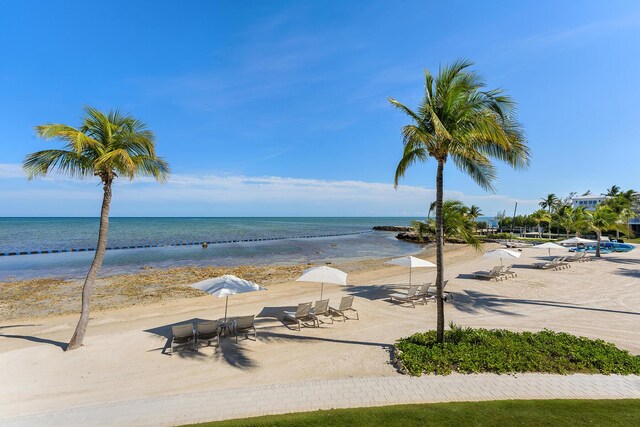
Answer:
xmin=3 ymin=374 xmax=640 ymax=426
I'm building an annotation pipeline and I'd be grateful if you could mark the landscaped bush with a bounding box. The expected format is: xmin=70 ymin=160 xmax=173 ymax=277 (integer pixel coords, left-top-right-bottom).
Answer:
xmin=395 ymin=325 xmax=640 ymax=376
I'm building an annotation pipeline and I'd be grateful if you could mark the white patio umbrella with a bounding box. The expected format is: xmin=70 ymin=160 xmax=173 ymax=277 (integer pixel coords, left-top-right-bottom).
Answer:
xmin=296 ymin=266 xmax=348 ymax=300
xmin=532 ymin=242 xmax=567 ymax=260
xmin=483 ymin=248 xmax=521 ymax=265
xmin=189 ymin=275 xmax=266 ymax=322
xmin=557 ymin=236 xmax=597 ymax=245
xmin=385 ymin=256 xmax=436 ymax=286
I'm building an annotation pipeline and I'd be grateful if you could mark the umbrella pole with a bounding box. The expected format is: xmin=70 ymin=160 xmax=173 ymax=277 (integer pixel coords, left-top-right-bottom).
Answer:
xmin=224 ymin=296 xmax=228 ymax=323
xmin=409 ymin=267 xmax=412 ymax=286
xmin=320 ymin=283 xmax=324 ymax=300
xmin=548 ymin=248 xmax=551 ymax=260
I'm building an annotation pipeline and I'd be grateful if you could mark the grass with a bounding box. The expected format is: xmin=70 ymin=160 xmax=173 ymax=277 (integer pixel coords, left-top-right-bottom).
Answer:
xmin=395 ymin=325 xmax=640 ymax=376
xmin=182 ymin=399 xmax=640 ymax=426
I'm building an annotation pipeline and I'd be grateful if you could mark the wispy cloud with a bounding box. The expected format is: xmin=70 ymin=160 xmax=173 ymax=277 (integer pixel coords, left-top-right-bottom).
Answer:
xmin=0 ymin=163 xmax=539 ymax=216
xmin=516 ymin=13 xmax=640 ymax=49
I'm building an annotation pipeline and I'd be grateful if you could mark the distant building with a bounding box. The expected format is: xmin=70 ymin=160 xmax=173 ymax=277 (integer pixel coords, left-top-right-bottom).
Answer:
xmin=570 ymin=195 xmax=607 ymax=211
xmin=570 ymin=194 xmax=640 ymax=235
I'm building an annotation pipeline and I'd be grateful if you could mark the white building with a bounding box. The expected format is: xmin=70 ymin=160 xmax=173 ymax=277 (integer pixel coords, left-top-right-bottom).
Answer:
xmin=570 ymin=195 xmax=607 ymax=211
xmin=570 ymin=194 xmax=640 ymax=235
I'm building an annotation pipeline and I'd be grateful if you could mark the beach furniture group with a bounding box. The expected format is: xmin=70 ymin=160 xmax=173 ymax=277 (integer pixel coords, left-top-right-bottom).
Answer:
xmin=388 ymin=281 xmax=452 ymax=307
xmin=169 ymin=315 xmax=257 ymax=355
xmin=283 ymin=296 xmax=359 ymax=330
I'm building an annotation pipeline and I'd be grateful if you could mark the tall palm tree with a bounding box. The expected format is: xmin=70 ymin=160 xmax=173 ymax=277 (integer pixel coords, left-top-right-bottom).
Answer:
xmin=539 ymin=194 xmax=559 ymax=239
xmin=391 ymin=60 xmax=529 ymax=343
xmin=23 ymin=107 xmax=170 ymax=350
xmin=585 ymin=205 xmax=623 ymax=258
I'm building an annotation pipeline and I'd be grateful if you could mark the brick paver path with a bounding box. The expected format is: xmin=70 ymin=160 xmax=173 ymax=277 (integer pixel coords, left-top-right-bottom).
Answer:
xmin=3 ymin=374 xmax=640 ymax=426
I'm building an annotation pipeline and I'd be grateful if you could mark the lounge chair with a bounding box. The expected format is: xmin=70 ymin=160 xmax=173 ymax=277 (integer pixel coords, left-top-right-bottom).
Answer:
xmin=233 ymin=315 xmax=257 ymax=342
xmin=473 ymin=266 xmax=504 ymax=281
xmin=196 ymin=320 xmax=220 ymax=349
xmin=500 ymin=264 xmax=517 ymax=279
xmin=311 ymin=299 xmax=333 ymax=324
xmin=414 ymin=282 xmax=434 ymax=304
xmin=425 ymin=280 xmax=453 ymax=301
xmin=389 ymin=285 xmax=420 ymax=307
xmin=329 ymin=296 xmax=359 ymax=321
xmin=283 ymin=302 xmax=318 ymax=330
xmin=534 ymin=257 xmax=569 ymax=270
xmin=170 ymin=323 xmax=195 ymax=355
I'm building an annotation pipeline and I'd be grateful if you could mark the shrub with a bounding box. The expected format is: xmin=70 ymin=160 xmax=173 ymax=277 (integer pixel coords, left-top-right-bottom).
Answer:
xmin=395 ymin=325 xmax=640 ymax=376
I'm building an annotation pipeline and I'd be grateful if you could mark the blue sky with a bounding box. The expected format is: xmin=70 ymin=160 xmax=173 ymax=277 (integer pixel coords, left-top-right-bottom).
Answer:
xmin=1 ymin=1 xmax=639 ymax=217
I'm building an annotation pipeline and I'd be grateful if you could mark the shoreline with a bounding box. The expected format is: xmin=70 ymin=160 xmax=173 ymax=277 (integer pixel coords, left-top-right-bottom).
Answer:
xmin=0 ymin=244 xmax=435 ymax=322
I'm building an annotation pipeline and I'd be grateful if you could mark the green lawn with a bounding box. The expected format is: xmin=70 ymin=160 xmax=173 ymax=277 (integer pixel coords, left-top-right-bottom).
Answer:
xmin=183 ymin=399 xmax=640 ymax=426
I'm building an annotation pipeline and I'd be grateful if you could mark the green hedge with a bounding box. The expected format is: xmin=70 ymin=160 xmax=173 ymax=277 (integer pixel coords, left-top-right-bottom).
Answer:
xmin=395 ymin=325 xmax=640 ymax=376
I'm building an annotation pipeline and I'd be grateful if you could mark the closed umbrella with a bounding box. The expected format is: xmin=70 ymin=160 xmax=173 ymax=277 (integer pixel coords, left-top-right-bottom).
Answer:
xmin=189 ymin=275 xmax=266 ymax=322
xmin=532 ymin=242 xmax=567 ymax=260
xmin=296 ymin=266 xmax=348 ymax=300
xmin=385 ymin=256 xmax=436 ymax=286
xmin=483 ymin=248 xmax=521 ymax=265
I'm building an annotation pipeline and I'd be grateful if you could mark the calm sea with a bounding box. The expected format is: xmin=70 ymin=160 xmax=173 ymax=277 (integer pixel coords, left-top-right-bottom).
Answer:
xmin=0 ymin=217 xmax=421 ymax=280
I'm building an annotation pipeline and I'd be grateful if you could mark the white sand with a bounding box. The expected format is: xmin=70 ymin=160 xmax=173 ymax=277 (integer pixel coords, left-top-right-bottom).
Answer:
xmin=1 ymin=243 xmax=638 ymax=418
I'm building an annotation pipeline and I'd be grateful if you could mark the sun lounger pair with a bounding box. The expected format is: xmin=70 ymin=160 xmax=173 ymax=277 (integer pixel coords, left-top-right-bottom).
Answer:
xmin=473 ymin=265 xmax=517 ymax=281
xmin=566 ymin=252 xmax=588 ymax=263
xmin=534 ymin=257 xmax=571 ymax=270
xmin=389 ymin=281 xmax=452 ymax=307
xmin=170 ymin=321 xmax=221 ymax=355
xmin=284 ymin=296 xmax=359 ymax=330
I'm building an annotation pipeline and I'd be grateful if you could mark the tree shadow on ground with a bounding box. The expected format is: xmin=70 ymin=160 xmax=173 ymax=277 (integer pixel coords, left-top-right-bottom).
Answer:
xmin=346 ymin=284 xmax=402 ymax=301
xmin=603 ymin=256 xmax=640 ymax=265
xmin=615 ymin=268 xmax=640 ymax=278
xmin=0 ymin=333 xmax=67 ymax=350
xmin=0 ymin=324 xmax=40 ymax=330
xmin=451 ymin=289 xmax=640 ymax=317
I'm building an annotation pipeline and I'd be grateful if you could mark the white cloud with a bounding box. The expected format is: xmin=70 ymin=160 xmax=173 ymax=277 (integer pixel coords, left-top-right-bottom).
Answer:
xmin=0 ymin=163 xmax=25 ymax=179
xmin=0 ymin=163 xmax=539 ymax=216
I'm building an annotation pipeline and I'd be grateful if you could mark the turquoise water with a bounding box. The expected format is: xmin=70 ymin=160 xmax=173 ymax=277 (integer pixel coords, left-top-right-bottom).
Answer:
xmin=0 ymin=217 xmax=421 ymax=280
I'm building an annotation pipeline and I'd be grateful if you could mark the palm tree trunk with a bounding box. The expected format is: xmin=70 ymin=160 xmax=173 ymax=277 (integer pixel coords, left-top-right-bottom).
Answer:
xmin=67 ymin=177 xmax=112 ymax=350
xmin=548 ymin=208 xmax=552 ymax=240
xmin=435 ymin=159 xmax=445 ymax=344
xmin=595 ymin=230 xmax=601 ymax=258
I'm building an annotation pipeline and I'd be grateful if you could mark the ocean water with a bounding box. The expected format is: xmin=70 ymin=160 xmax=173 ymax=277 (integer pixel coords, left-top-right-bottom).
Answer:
xmin=0 ymin=217 xmax=421 ymax=280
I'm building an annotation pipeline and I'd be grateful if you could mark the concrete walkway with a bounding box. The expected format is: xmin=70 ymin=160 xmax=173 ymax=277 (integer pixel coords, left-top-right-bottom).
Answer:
xmin=3 ymin=374 xmax=640 ymax=427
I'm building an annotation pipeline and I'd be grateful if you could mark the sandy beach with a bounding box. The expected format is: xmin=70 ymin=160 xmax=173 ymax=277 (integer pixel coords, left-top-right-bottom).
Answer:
xmin=1 ymin=243 xmax=639 ymax=420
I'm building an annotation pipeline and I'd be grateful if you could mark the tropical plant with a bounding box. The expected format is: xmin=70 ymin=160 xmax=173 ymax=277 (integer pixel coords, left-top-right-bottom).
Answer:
xmin=23 ymin=107 xmax=170 ymax=350
xmin=603 ymin=185 xmax=621 ymax=197
xmin=529 ymin=209 xmax=550 ymax=237
xmin=391 ymin=60 xmax=529 ymax=343
xmin=412 ymin=200 xmax=482 ymax=249
xmin=585 ymin=205 xmax=624 ymax=257
xmin=539 ymin=194 xmax=559 ymax=239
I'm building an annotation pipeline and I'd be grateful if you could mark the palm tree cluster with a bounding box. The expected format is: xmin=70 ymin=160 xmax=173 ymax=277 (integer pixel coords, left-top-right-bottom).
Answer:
xmin=412 ymin=200 xmax=483 ymax=249
xmin=498 ymin=189 xmax=638 ymax=246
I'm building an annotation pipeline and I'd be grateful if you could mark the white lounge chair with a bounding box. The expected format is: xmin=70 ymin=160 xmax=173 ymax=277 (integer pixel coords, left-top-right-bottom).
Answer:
xmin=196 ymin=320 xmax=220 ymax=349
xmin=283 ymin=302 xmax=318 ymax=330
xmin=473 ymin=266 xmax=504 ymax=281
xmin=500 ymin=264 xmax=517 ymax=279
xmin=329 ymin=296 xmax=359 ymax=321
xmin=311 ymin=299 xmax=333 ymax=324
xmin=233 ymin=315 xmax=257 ymax=342
xmin=425 ymin=280 xmax=452 ymax=301
xmin=389 ymin=285 xmax=420 ymax=308
xmin=170 ymin=323 xmax=195 ymax=355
